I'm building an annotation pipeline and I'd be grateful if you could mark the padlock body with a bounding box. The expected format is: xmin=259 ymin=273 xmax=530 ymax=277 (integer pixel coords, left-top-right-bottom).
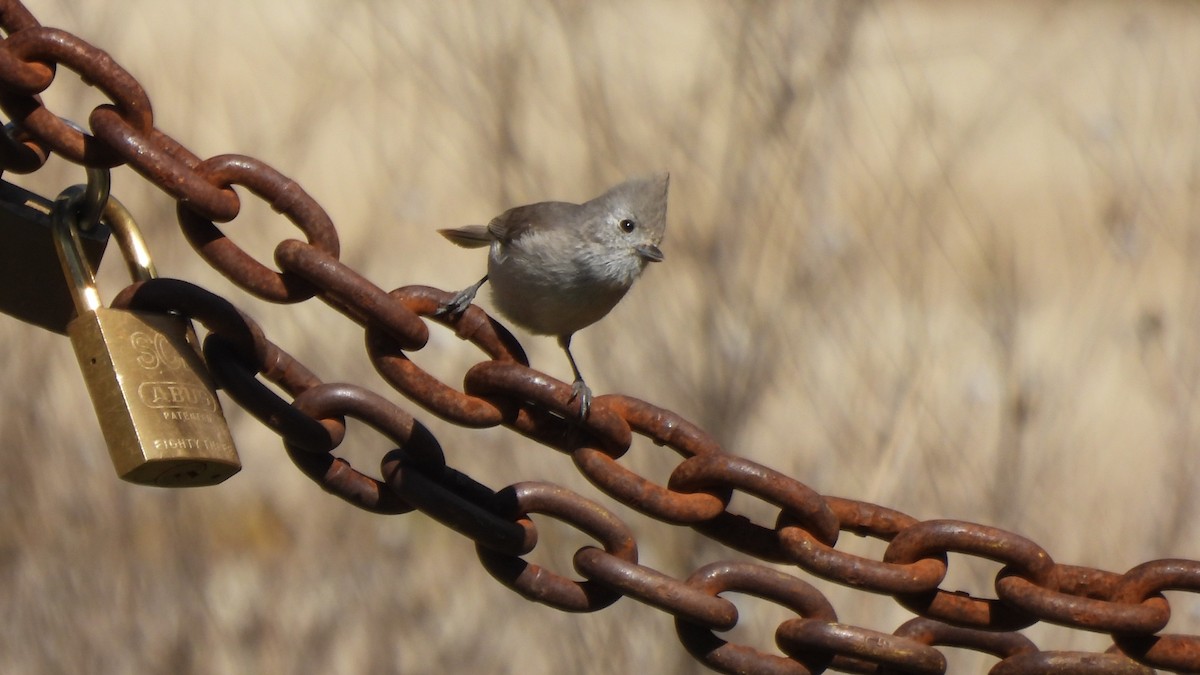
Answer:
xmin=68 ymin=307 xmax=240 ymax=487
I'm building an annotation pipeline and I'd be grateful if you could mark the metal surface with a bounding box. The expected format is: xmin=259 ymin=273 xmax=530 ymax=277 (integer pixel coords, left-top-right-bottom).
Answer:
xmin=474 ymin=481 xmax=638 ymax=612
xmin=67 ymin=306 xmax=241 ymax=486
xmin=52 ymin=180 xmax=239 ymax=487
xmin=676 ymin=561 xmax=838 ymax=674
xmin=0 ymin=177 xmax=107 ymax=332
xmin=1 ymin=0 xmax=1199 ymax=670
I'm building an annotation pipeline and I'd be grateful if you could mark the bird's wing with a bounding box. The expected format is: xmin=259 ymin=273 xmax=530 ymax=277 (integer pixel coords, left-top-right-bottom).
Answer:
xmin=488 ymin=201 xmax=579 ymax=243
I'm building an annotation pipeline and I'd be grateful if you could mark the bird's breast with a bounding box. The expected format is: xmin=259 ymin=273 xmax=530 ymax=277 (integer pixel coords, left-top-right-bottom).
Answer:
xmin=486 ymin=240 xmax=636 ymax=336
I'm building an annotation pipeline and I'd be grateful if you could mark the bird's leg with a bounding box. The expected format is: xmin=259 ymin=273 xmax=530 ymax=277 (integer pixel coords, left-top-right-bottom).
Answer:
xmin=437 ymin=275 xmax=488 ymax=318
xmin=558 ymin=333 xmax=592 ymax=420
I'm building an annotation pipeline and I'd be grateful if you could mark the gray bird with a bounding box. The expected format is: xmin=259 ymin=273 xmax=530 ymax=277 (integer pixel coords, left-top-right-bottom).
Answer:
xmin=437 ymin=173 xmax=669 ymax=419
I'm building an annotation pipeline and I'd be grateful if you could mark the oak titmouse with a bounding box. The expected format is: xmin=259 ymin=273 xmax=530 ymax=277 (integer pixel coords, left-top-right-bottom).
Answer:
xmin=437 ymin=173 xmax=669 ymax=418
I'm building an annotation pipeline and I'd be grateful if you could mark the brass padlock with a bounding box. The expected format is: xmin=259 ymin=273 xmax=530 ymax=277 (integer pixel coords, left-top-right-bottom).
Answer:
xmin=53 ymin=183 xmax=241 ymax=487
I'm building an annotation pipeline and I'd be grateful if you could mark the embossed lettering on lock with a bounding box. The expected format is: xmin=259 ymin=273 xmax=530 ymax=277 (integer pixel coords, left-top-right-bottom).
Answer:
xmin=53 ymin=181 xmax=241 ymax=487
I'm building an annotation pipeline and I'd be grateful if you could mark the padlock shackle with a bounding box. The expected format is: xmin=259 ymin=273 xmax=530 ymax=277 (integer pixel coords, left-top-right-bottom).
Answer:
xmin=53 ymin=179 xmax=156 ymax=316
xmin=77 ymin=167 xmax=110 ymax=235
xmin=52 ymin=189 xmax=102 ymax=314
xmin=104 ymin=194 xmax=156 ymax=283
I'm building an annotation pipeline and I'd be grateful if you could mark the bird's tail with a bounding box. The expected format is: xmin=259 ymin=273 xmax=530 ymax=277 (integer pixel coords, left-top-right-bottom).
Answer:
xmin=438 ymin=225 xmax=493 ymax=248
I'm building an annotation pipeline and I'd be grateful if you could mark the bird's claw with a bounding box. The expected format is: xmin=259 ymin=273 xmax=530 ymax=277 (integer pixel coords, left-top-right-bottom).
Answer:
xmin=436 ymin=287 xmax=477 ymax=319
xmin=569 ymin=378 xmax=592 ymax=421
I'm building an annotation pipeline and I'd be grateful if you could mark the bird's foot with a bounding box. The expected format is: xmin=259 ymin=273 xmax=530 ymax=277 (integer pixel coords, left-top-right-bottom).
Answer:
xmin=569 ymin=378 xmax=593 ymax=421
xmin=436 ymin=285 xmax=479 ymax=319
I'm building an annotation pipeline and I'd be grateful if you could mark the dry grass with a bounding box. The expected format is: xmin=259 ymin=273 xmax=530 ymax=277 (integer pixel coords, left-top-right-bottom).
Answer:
xmin=3 ymin=1 xmax=1200 ymax=672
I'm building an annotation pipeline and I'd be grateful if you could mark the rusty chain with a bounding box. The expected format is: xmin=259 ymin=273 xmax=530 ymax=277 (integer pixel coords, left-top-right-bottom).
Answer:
xmin=2 ymin=2 xmax=1198 ymax=672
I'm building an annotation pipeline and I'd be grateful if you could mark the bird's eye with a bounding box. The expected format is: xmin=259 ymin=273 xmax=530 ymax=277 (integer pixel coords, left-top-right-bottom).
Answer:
xmin=618 ymin=218 xmax=636 ymax=233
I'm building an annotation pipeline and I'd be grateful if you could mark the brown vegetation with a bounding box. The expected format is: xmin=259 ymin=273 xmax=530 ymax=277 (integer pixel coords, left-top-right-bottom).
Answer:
xmin=3 ymin=1 xmax=1199 ymax=672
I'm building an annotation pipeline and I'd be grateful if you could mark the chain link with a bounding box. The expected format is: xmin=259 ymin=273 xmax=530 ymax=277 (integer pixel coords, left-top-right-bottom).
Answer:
xmin=3 ymin=1 xmax=1199 ymax=671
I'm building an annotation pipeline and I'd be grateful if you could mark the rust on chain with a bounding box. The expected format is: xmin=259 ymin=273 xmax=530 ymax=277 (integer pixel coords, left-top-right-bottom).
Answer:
xmin=990 ymin=651 xmax=1156 ymax=674
xmin=995 ymin=563 xmax=1169 ymax=634
xmin=0 ymin=119 xmax=47 ymax=172
xmin=463 ymin=357 xmax=598 ymax=430
xmin=572 ymin=546 xmax=739 ymax=630
xmin=827 ymin=495 xmax=919 ymax=538
xmin=668 ymin=453 xmax=840 ymax=562
xmin=779 ymin=496 xmax=947 ymax=594
xmin=0 ymin=0 xmax=40 ymax=34
xmin=674 ymin=561 xmax=837 ymax=675
xmin=114 ymin=278 xmax=331 ymax=461
xmin=776 ymin=618 xmax=947 ymax=675
xmin=275 ymin=240 xmax=428 ymax=350
xmin=0 ymin=1 xmax=46 ymax=92
xmin=259 ymin=338 xmax=324 ymax=398
xmin=289 ymin=451 xmax=413 ymax=515
xmin=892 ymin=617 xmax=1038 ymax=663
xmin=204 ymin=334 xmax=336 ymax=452
xmin=475 ymin=481 xmax=637 ymax=613
xmin=0 ymin=35 xmax=50 ymax=97
xmin=0 ymin=51 xmax=45 ymax=99
xmin=1111 ymin=559 xmax=1200 ymax=672
xmin=112 ymin=278 xmax=268 ymax=366
xmin=381 ymin=450 xmax=534 ymax=555
xmin=90 ymin=109 xmax=241 ymax=221
xmin=464 ymin=360 xmax=633 ymax=457
xmin=4 ymin=3 xmax=1200 ymax=671
xmin=572 ymin=394 xmax=731 ymax=524
xmin=0 ymin=27 xmax=152 ymax=166
xmin=176 ymin=154 xmax=339 ymax=303
xmin=1115 ymin=632 xmax=1200 ymax=674
xmin=884 ymin=519 xmax=1052 ymax=631
xmin=285 ymin=383 xmax=439 ymax=514
xmin=291 ymin=382 xmax=444 ymax=467
xmin=1115 ymin=558 xmax=1200 ymax=605
xmin=367 ymin=285 xmax=527 ymax=426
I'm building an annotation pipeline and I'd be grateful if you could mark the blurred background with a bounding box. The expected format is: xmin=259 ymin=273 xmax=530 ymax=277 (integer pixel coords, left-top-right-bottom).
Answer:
xmin=3 ymin=1 xmax=1200 ymax=672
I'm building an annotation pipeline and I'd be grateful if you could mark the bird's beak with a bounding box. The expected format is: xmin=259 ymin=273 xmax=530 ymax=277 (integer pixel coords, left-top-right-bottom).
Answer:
xmin=636 ymin=244 xmax=664 ymax=262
